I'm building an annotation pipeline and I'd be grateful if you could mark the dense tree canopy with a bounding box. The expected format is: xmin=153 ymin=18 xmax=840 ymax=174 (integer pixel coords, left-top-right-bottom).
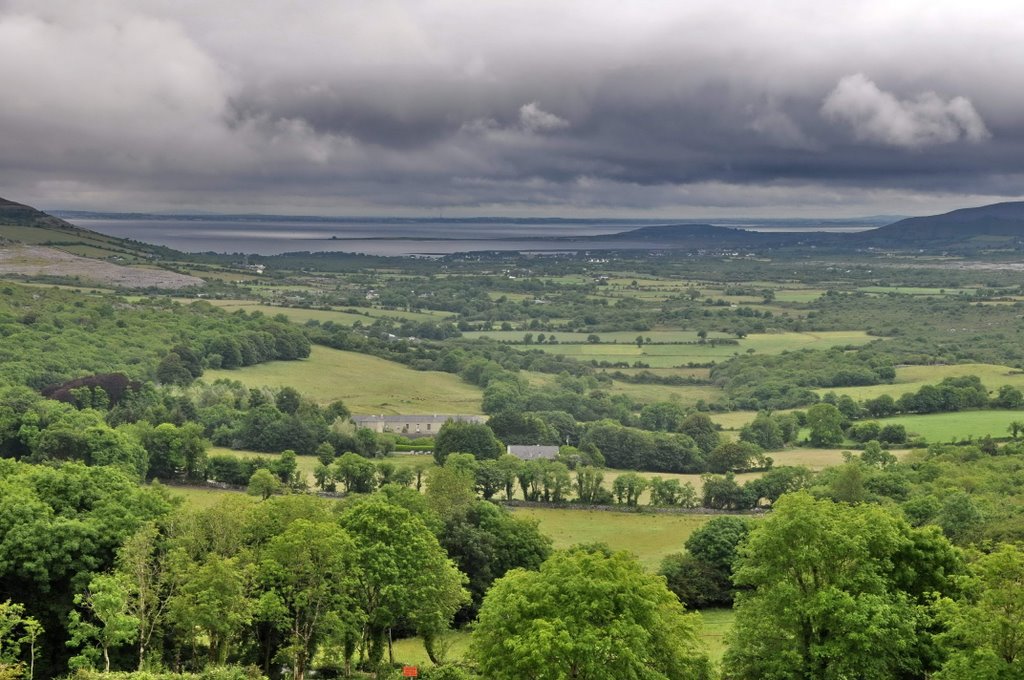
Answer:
xmin=724 ymin=492 xmax=962 ymax=679
xmin=471 ymin=546 xmax=711 ymax=680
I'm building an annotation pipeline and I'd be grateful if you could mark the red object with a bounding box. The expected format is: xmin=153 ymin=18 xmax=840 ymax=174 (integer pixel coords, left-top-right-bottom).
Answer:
xmin=402 ymin=667 xmax=418 ymax=677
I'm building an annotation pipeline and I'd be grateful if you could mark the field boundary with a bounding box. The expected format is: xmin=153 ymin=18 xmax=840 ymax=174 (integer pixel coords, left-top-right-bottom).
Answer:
xmin=499 ymin=499 xmax=764 ymax=516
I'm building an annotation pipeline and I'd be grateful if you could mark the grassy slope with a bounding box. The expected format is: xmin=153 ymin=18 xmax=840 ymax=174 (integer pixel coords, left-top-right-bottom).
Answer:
xmin=205 ymin=345 xmax=483 ymax=415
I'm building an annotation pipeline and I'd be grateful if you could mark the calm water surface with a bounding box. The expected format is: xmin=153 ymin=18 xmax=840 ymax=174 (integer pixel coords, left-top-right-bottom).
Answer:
xmin=68 ymin=217 xmax=871 ymax=257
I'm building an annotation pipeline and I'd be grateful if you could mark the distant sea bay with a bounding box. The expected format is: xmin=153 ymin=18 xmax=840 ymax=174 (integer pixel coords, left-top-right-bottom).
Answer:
xmin=65 ymin=216 xmax=877 ymax=257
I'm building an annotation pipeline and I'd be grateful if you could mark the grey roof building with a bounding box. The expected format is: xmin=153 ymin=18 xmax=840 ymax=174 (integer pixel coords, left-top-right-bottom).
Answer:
xmin=507 ymin=445 xmax=560 ymax=461
xmin=351 ymin=414 xmax=486 ymax=436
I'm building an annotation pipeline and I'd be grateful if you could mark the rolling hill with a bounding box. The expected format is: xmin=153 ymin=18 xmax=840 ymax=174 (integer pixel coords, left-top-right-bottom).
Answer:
xmin=856 ymin=201 xmax=1024 ymax=249
xmin=0 ymin=196 xmax=203 ymax=288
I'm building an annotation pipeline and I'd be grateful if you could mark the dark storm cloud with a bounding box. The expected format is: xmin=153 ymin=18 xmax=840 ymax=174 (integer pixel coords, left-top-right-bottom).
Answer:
xmin=3 ymin=0 xmax=1024 ymax=215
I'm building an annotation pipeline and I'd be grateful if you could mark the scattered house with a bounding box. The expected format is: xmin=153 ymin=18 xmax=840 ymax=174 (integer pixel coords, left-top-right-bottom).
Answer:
xmin=507 ymin=445 xmax=559 ymax=461
xmin=351 ymin=414 xmax=486 ymax=437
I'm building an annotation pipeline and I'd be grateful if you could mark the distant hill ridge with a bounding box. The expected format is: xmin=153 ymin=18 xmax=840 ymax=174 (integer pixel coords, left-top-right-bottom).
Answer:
xmin=0 ymin=196 xmax=78 ymax=230
xmin=4 ymin=194 xmax=1024 ymax=254
xmin=862 ymin=201 xmax=1024 ymax=243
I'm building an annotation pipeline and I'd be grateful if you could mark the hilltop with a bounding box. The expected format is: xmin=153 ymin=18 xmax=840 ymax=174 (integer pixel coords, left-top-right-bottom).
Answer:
xmin=0 ymin=196 xmax=203 ymax=288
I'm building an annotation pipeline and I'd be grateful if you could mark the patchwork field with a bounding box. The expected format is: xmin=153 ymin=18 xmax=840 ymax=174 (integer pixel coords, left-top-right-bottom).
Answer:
xmin=189 ymin=299 xmax=452 ymax=325
xmin=528 ymin=331 xmax=875 ymax=367
xmin=205 ymin=345 xmax=484 ymax=414
xmin=876 ymin=410 xmax=1024 ymax=442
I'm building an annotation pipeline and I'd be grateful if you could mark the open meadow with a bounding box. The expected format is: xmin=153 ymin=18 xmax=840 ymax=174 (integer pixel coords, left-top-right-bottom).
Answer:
xmin=205 ymin=345 xmax=484 ymax=414
xmin=528 ymin=330 xmax=875 ymax=367
xmin=876 ymin=410 xmax=1024 ymax=443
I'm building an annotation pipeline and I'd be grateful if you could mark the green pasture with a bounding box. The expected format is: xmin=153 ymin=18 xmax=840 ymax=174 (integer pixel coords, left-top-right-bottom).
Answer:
xmin=463 ymin=330 xmax=733 ymax=343
xmin=709 ymin=410 xmax=764 ymax=431
xmin=876 ymin=410 xmax=1024 ymax=442
xmin=199 ymin=301 xmax=382 ymax=326
xmin=191 ymin=300 xmax=451 ymax=325
xmin=165 ymin=485 xmax=253 ymax=510
xmin=607 ymin=367 xmax=712 ymax=380
xmin=857 ymin=286 xmax=977 ymax=296
xmin=604 ymin=381 xmax=723 ymax=405
xmin=700 ymin=609 xmax=736 ymax=664
xmin=772 ymin=289 xmax=825 ymax=303
xmin=530 ymin=331 xmax=875 ymax=367
xmin=207 ymin=447 xmax=321 ymax=478
xmin=817 ymin=363 xmax=1024 ymax=400
xmin=205 ymin=345 xmax=483 ymax=414
xmin=510 ymin=507 xmax=712 ymax=571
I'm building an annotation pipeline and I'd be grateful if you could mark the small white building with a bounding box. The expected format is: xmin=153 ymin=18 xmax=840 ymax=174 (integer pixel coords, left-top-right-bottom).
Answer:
xmin=351 ymin=414 xmax=486 ymax=437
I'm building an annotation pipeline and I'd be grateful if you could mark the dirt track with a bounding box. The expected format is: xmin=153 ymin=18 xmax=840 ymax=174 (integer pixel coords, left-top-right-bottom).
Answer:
xmin=0 ymin=245 xmax=204 ymax=289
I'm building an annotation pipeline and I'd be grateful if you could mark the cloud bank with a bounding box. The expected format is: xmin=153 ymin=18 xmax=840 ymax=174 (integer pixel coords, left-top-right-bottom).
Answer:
xmin=2 ymin=0 xmax=1024 ymax=216
xmin=822 ymin=74 xmax=990 ymax=148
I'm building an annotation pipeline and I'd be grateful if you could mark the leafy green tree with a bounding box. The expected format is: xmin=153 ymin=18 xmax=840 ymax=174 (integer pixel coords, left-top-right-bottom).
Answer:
xmin=67 ymin=573 xmax=138 ymax=672
xmin=739 ymin=414 xmax=785 ymax=450
xmin=701 ymin=473 xmax=753 ymax=510
xmin=471 ymin=546 xmax=711 ymax=680
xmin=678 ymin=413 xmax=721 ymax=455
xmin=937 ymin=491 xmax=983 ymax=543
xmin=155 ymin=353 xmax=193 ymax=386
xmin=114 ymin=523 xmax=175 ymax=669
xmin=426 ymin=461 xmax=477 ymax=521
xmin=538 ymin=460 xmax=571 ymax=502
xmin=332 ymin=453 xmax=376 ymax=494
xmin=864 ymin=393 xmax=897 ymax=418
xmin=707 ymin=441 xmax=767 ymax=473
xmin=473 ymin=459 xmax=504 ymax=500
xmin=805 ymin=403 xmax=845 ymax=446
xmin=0 ymin=600 xmax=41 ymax=680
xmin=339 ymin=499 xmax=468 ymax=666
xmin=275 ymin=387 xmax=302 ymax=415
xmin=271 ymin=450 xmax=299 ymax=485
xmin=433 ymin=421 xmax=504 ymax=465
xmin=0 ymin=462 xmax=172 ymax=675
xmin=574 ymin=465 xmax=606 ymax=504
xmin=137 ymin=422 xmax=207 ymax=482
xmin=247 ymin=469 xmax=282 ymax=500
xmin=167 ymin=555 xmax=253 ymax=665
xmin=936 ymin=543 xmax=1024 ymax=679
xmin=724 ymin=492 xmax=960 ymax=679
xmin=744 ymin=465 xmax=813 ymax=505
xmin=485 ymin=412 xmax=558 ymax=446
xmin=494 ymin=455 xmax=521 ymax=501
xmin=996 ymin=385 xmax=1024 ymax=409
xmin=686 ymin=516 xmax=753 ymax=575
xmin=257 ymin=519 xmax=360 ymax=680
xmin=639 ymin=401 xmax=687 ymax=432
xmin=861 ymin=440 xmax=898 ymax=467
xmin=438 ymin=501 xmax=551 ymax=621
xmin=612 ymin=472 xmax=648 ymax=507
xmin=660 ymin=516 xmax=752 ymax=609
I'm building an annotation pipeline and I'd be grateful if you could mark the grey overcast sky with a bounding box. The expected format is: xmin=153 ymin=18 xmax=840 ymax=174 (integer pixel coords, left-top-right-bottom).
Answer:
xmin=3 ymin=0 xmax=1024 ymax=217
